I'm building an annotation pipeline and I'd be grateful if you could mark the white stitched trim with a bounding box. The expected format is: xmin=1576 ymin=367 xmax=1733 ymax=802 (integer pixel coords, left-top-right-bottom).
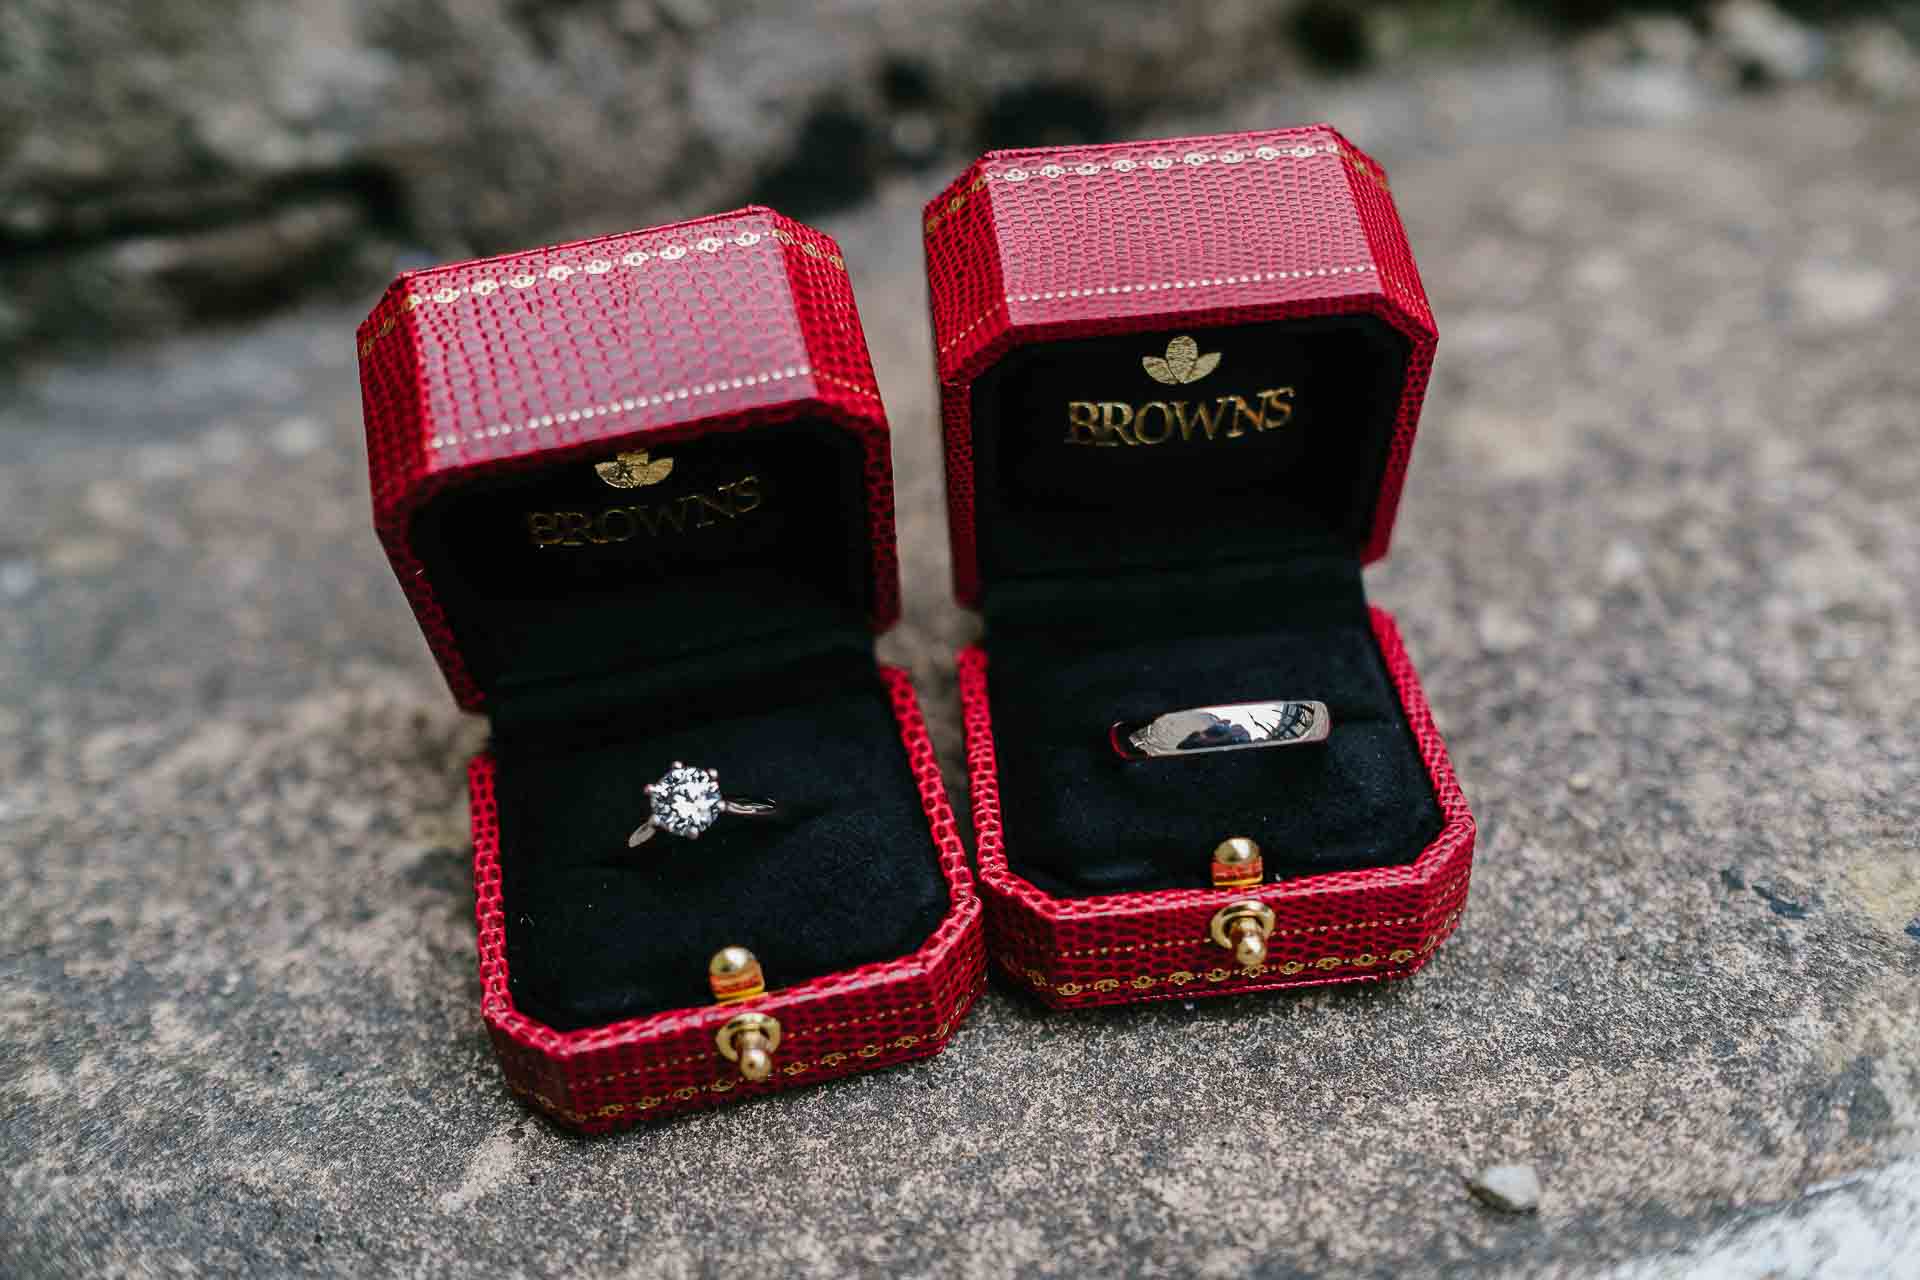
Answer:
xmin=404 ymin=229 xmax=840 ymax=313
xmin=936 ymin=263 xmax=1378 ymax=355
xmin=426 ymin=365 xmax=811 ymax=452
xmin=923 ymin=140 xmax=1365 ymax=236
xmin=990 ymin=141 xmax=1338 ymax=184
xmin=361 ymin=226 xmax=846 ymax=358
xmin=423 ymin=362 xmax=881 ymax=452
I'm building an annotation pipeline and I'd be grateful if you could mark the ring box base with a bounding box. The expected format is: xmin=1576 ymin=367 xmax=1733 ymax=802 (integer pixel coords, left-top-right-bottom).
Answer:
xmin=358 ymin=207 xmax=986 ymax=1126
xmin=924 ymin=128 xmax=1475 ymax=1007
xmin=961 ymin=611 xmax=1471 ymax=1010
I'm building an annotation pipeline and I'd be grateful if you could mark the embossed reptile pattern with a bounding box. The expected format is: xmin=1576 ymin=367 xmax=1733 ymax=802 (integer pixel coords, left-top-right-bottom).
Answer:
xmin=927 ymin=130 xmax=1468 ymax=1005
xmin=360 ymin=211 xmax=981 ymax=1127
xmin=923 ymin=125 xmax=1436 ymax=607
xmin=359 ymin=206 xmax=901 ymax=712
xmin=960 ymin=610 xmax=1473 ymax=1009
xmin=473 ymin=666 xmax=984 ymax=1131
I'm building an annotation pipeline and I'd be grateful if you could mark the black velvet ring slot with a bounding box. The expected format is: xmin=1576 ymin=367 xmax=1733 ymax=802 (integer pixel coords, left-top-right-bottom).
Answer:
xmin=488 ymin=649 xmax=949 ymax=1030
xmin=411 ymin=422 xmax=950 ymax=1030
xmin=971 ymin=320 xmax=1443 ymax=896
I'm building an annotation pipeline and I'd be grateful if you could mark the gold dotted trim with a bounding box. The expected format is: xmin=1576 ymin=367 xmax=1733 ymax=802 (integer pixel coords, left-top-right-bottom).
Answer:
xmin=812 ymin=369 xmax=887 ymax=403
xmin=359 ymin=225 xmax=845 ymax=359
xmin=578 ymin=1001 xmax=936 ymax=1088
xmin=1055 ymin=875 xmax=1471 ymax=958
xmin=791 ymin=1000 xmax=932 ymax=1037
xmin=421 ymin=361 xmax=880 ymax=453
xmin=1340 ymin=148 xmax=1392 ymax=193
xmin=924 ymin=140 xmax=1344 ymax=235
xmin=1023 ymin=914 xmax=1461 ymax=999
xmin=936 ymin=265 xmax=1378 ymax=356
xmin=923 ymin=173 xmax=989 ymax=234
xmin=936 ymin=300 xmax=1006 ymax=356
xmin=510 ymin=1015 xmax=963 ymax=1125
xmin=1057 ymin=910 xmax=1421 ymax=958
xmin=1059 ymin=936 xmax=1203 ymax=959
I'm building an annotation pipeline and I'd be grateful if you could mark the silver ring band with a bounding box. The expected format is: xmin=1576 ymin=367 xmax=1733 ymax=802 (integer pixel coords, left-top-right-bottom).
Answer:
xmin=1110 ymin=700 xmax=1331 ymax=761
xmin=628 ymin=762 xmax=781 ymax=847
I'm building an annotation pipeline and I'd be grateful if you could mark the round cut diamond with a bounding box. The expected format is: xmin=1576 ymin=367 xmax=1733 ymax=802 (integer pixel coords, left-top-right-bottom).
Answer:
xmin=650 ymin=765 xmax=722 ymax=838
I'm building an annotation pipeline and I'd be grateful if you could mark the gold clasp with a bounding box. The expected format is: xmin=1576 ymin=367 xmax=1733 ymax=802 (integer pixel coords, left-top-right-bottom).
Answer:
xmin=716 ymin=1011 xmax=782 ymax=1083
xmin=1210 ymin=837 xmax=1263 ymax=888
xmin=1209 ymin=900 xmax=1275 ymax=969
xmin=708 ymin=945 xmax=765 ymax=1002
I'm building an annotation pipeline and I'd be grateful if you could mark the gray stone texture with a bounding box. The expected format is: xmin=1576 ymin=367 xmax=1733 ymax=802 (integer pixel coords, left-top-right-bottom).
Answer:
xmin=0 ymin=0 xmax=1324 ymax=353
xmin=7 ymin=0 xmax=1913 ymax=359
xmin=1470 ymin=1164 xmax=1545 ymax=1215
xmin=4 ymin=40 xmax=1920 ymax=1280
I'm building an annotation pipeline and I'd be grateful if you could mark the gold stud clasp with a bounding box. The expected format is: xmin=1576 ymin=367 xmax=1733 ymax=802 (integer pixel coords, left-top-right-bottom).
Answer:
xmin=716 ymin=1011 xmax=782 ymax=1083
xmin=1209 ymin=900 xmax=1276 ymax=969
xmin=708 ymin=945 xmax=765 ymax=1002
xmin=1210 ymin=837 xmax=1263 ymax=888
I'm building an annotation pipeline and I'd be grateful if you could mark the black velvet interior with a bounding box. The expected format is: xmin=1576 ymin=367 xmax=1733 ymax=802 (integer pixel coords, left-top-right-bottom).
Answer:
xmin=491 ymin=642 xmax=950 ymax=1029
xmin=972 ymin=319 xmax=1442 ymax=895
xmin=414 ymin=423 xmax=949 ymax=1030
xmin=412 ymin=422 xmax=870 ymax=699
xmin=974 ymin=317 xmax=1410 ymax=586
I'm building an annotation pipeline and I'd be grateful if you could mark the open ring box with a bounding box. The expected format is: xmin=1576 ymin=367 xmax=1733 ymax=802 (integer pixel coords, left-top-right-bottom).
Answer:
xmin=357 ymin=207 xmax=985 ymax=1129
xmin=924 ymin=127 xmax=1475 ymax=1009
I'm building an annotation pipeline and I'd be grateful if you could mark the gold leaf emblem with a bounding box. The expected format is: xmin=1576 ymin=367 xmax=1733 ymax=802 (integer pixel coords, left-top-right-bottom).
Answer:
xmin=594 ymin=449 xmax=674 ymax=489
xmin=1141 ymin=334 xmax=1222 ymax=385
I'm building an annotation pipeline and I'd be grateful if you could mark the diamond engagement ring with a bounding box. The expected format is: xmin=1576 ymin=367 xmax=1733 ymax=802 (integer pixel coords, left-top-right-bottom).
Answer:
xmin=627 ymin=762 xmax=782 ymax=847
xmin=1110 ymin=700 xmax=1331 ymax=761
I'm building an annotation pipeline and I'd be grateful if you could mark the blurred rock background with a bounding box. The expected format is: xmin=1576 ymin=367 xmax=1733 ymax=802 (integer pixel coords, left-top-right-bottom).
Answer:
xmin=2 ymin=0 xmax=1915 ymax=360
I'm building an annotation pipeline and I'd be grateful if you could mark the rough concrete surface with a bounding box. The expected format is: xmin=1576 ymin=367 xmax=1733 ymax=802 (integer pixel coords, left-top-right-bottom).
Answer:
xmin=4 ymin=79 xmax=1919 ymax=1278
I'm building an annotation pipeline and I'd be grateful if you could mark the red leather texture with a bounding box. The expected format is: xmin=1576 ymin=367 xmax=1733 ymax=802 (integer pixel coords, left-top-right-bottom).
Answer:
xmin=928 ymin=128 xmax=1471 ymax=1005
xmin=961 ymin=610 xmax=1473 ymax=1009
xmin=474 ymin=665 xmax=984 ymax=1131
xmin=359 ymin=209 xmax=983 ymax=1128
xmin=923 ymin=125 xmax=1435 ymax=608
xmin=359 ymin=207 xmax=900 ymax=712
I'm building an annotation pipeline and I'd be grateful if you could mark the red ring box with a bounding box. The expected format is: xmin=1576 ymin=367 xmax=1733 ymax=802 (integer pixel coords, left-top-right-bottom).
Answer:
xmin=924 ymin=127 xmax=1474 ymax=1008
xmin=358 ymin=207 xmax=984 ymax=1129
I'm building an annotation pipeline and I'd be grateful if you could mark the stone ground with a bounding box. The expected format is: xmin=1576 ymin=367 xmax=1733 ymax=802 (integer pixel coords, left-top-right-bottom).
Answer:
xmin=4 ymin=71 xmax=1919 ymax=1279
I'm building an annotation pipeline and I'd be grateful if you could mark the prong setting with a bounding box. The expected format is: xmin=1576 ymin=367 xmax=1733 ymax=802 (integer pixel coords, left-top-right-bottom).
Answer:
xmin=647 ymin=764 xmax=725 ymax=839
xmin=626 ymin=763 xmax=778 ymax=849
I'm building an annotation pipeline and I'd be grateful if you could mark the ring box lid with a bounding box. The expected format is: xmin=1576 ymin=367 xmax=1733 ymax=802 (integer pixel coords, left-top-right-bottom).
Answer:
xmin=357 ymin=207 xmax=898 ymax=712
xmin=924 ymin=125 xmax=1436 ymax=609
